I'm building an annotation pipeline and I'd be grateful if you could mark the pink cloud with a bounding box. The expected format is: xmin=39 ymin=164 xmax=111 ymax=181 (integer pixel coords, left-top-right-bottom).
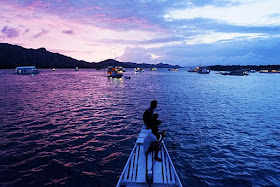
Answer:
xmin=1 ymin=26 xmax=20 ymax=38
xmin=48 ymin=49 xmax=83 ymax=54
xmin=33 ymin=29 xmax=48 ymax=38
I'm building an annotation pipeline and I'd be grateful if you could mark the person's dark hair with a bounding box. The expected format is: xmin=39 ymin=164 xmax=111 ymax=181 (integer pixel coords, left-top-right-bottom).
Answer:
xmin=150 ymin=100 xmax=157 ymax=108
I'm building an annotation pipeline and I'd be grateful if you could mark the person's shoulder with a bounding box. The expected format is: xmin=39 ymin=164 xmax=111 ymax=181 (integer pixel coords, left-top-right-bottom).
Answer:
xmin=144 ymin=107 xmax=151 ymax=114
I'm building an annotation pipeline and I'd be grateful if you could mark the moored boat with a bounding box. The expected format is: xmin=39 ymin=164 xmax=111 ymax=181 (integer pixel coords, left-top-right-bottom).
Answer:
xmin=259 ymin=69 xmax=280 ymax=73
xmin=168 ymin=68 xmax=178 ymax=71
xmin=75 ymin=67 xmax=79 ymax=72
xmin=197 ymin=67 xmax=210 ymax=74
xmin=135 ymin=67 xmax=144 ymax=72
xmin=149 ymin=67 xmax=157 ymax=71
xmin=14 ymin=66 xmax=40 ymax=75
xmin=187 ymin=66 xmax=199 ymax=72
xmin=116 ymin=126 xmax=183 ymax=187
xmin=221 ymin=70 xmax=248 ymax=76
xmin=107 ymin=66 xmax=123 ymax=78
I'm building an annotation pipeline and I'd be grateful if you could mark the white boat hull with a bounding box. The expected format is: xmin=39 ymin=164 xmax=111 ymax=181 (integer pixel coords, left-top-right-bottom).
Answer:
xmin=116 ymin=127 xmax=183 ymax=187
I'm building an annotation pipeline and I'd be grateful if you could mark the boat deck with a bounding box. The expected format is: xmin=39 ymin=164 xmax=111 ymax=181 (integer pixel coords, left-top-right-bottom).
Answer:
xmin=117 ymin=128 xmax=182 ymax=187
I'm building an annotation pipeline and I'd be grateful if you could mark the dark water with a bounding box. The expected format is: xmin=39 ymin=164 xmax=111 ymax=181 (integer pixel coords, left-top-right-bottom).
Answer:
xmin=0 ymin=69 xmax=279 ymax=187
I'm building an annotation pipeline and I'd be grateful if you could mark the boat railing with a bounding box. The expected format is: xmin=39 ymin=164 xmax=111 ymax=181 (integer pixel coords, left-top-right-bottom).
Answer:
xmin=116 ymin=144 xmax=138 ymax=187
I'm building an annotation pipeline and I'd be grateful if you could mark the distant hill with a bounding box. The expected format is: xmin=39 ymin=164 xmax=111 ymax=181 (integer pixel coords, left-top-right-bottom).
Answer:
xmin=0 ymin=43 xmax=180 ymax=69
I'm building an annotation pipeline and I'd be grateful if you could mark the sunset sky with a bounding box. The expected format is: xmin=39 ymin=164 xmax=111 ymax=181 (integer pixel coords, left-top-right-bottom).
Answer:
xmin=1 ymin=0 xmax=280 ymax=66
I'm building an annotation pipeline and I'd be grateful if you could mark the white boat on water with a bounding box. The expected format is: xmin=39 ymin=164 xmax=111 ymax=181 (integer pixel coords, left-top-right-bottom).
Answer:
xmin=116 ymin=126 xmax=183 ymax=187
xmin=149 ymin=67 xmax=157 ymax=71
xmin=107 ymin=66 xmax=123 ymax=78
xmin=14 ymin=66 xmax=40 ymax=75
xmin=135 ymin=67 xmax=144 ymax=72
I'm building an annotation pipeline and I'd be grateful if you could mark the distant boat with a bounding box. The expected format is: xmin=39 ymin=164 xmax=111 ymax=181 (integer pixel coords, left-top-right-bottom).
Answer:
xmin=107 ymin=66 xmax=123 ymax=78
xmin=197 ymin=67 xmax=210 ymax=74
xmin=14 ymin=66 xmax=40 ymax=75
xmin=168 ymin=68 xmax=178 ymax=71
xmin=75 ymin=67 xmax=79 ymax=72
xmin=51 ymin=68 xmax=56 ymax=71
xmin=246 ymin=69 xmax=256 ymax=73
xmin=221 ymin=70 xmax=248 ymax=76
xmin=135 ymin=67 xmax=144 ymax=72
xmin=187 ymin=66 xmax=199 ymax=72
xmin=149 ymin=67 xmax=157 ymax=71
xmin=124 ymin=76 xmax=131 ymax=79
xmin=259 ymin=69 xmax=280 ymax=73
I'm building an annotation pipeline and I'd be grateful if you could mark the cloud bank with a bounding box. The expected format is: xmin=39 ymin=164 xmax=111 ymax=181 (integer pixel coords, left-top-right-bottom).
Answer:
xmin=0 ymin=0 xmax=279 ymax=66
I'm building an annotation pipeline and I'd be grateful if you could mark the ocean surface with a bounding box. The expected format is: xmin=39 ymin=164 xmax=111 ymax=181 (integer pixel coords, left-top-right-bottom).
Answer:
xmin=0 ymin=68 xmax=279 ymax=187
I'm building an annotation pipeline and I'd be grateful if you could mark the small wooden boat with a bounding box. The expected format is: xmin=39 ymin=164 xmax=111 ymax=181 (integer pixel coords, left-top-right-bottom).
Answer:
xmin=116 ymin=126 xmax=183 ymax=187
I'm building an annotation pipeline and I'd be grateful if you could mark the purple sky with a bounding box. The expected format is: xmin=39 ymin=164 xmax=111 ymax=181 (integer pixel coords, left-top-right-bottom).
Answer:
xmin=1 ymin=0 xmax=280 ymax=66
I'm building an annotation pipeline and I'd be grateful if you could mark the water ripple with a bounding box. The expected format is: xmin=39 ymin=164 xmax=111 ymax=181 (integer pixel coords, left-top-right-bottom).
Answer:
xmin=0 ymin=69 xmax=280 ymax=186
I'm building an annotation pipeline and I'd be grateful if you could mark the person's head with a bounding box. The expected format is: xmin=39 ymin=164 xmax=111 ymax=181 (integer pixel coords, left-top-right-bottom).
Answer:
xmin=150 ymin=100 xmax=157 ymax=109
xmin=153 ymin=113 xmax=158 ymax=120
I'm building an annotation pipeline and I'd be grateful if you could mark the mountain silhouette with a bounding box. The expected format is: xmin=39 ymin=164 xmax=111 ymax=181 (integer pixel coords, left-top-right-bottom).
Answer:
xmin=0 ymin=43 xmax=180 ymax=69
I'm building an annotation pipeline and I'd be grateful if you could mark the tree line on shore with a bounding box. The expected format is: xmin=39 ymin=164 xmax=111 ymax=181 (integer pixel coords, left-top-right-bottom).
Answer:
xmin=208 ymin=65 xmax=280 ymax=71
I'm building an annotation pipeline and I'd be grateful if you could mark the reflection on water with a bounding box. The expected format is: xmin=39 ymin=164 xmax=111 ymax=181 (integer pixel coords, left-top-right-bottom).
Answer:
xmin=0 ymin=69 xmax=279 ymax=186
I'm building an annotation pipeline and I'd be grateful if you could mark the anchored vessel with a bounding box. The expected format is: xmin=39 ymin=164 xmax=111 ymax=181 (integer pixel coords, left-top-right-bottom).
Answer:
xmin=14 ymin=66 xmax=40 ymax=75
xmin=221 ymin=70 xmax=248 ymax=76
xmin=135 ymin=67 xmax=145 ymax=72
xmin=116 ymin=126 xmax=183 ymax=187
xmin=149 ymin=67 xmax=157 ymax=71
xmin=197 ymin=67 xmax=210 ymax=74
xmin=168 ymin=68 xmax=179 ymax=71
xmin=107 ymin=66 xmax=123 ymax=78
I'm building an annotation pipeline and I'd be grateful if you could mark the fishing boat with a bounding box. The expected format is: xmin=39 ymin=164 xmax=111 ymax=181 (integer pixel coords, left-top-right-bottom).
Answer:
xmin=135 ymin=67 xmax=144 ymax=72
xmin=259 ymin=69 xmax=280 ymax=73
xmin=168 ymin=68 xmax=178 ymax=72
xmin=116 ymin=126 xmax=183 ymax=187
xmin=187 ymin=66 xmax=199 ymax=72
xmin=107 ymin=66 xmax=123 ymax=78
xmin=221 ymin=70 xmax=248 ymax=76
xmin=197 ymin=67 xmax=210 ymax=74
xmin=149 ymin=67 xmax=157 ymax=71
xmin=14 ymin=66 xmax=40 ymax=75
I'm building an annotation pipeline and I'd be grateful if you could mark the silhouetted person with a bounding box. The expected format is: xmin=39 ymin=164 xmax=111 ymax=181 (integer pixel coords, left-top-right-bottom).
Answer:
xmin=143 ymin=130 xmax=162 ymax=162
xmin=151 ymin=113 xmax=166 ymax=140
xmin=143 ymin=100 xmax=157 ymax=129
